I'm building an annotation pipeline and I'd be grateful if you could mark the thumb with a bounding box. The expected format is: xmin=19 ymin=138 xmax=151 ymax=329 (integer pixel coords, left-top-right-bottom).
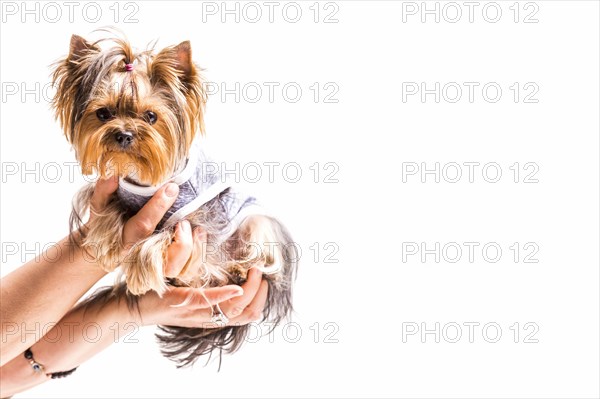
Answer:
xmin=124 ymin=183 xmax=180 ymax=243
xmin=90 ymin=176 xmax=119 ymax=217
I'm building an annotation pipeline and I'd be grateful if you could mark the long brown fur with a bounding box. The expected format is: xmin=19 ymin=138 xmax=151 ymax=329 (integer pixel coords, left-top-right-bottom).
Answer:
xmin=53 ymin=32 xmax=297 ymax=367
xmin=53 ymin=34 xmax=205 ymax=185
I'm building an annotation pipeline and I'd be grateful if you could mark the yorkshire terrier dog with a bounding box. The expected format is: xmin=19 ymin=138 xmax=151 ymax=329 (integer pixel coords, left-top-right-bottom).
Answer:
xmin=51 ymin=33 xmax=297 ymax=366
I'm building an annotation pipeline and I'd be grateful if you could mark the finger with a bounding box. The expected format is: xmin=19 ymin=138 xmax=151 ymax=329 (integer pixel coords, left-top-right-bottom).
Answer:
xmin=221 ymin=267 xmax=263 ymax=318
xmin=178 ymin=227 xmax=208 ymax=280
xmin=197 ymin=280 xmax=266 ymax=328
xmin=164 ymin=221 xmax=193 ymax=278
xmin=124 ymin=183 xmax=179 ymax=243
xmin=229 ymin=280 xmax=269 ymax=325
xmin=170 ymin=285 xmax=243 ymax=309
xmin=90 ymin=176 xmax=118 ymax=214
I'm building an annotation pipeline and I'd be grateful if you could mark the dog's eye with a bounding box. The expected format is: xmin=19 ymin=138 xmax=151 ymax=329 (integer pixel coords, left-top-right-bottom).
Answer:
xmin=144 ymin=111 xmax=158 ymax=125
xmin=96 ymin=108 xmax=114 ymax=122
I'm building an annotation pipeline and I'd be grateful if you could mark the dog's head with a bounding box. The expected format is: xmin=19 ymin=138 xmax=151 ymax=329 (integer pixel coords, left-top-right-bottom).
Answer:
xmin=52 ymin=34 xmax=206 ymax=185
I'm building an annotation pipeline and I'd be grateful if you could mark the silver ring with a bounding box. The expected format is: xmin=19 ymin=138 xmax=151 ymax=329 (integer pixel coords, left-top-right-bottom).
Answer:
xmin=210 ymin=303 xmax=229 ymax=325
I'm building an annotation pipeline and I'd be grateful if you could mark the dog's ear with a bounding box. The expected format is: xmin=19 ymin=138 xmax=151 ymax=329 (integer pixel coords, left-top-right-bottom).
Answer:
xmin=172 ymin=41 xmax=193 ymax=77
xmin=68 ymin=34 xmax=99 ymax=62
xmin=152 ymin=40 xmax=197 ymax=83
xmin=152 ymin=41 xmax=207 ymax=136
xmin=52 ymin=35 xmax=99 ymax=143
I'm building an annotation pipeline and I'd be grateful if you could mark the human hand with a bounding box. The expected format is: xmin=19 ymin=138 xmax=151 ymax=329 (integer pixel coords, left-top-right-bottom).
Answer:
xmin=88 ymin=176 xmax=180 ymax=253
xmin=144 ymin=224 xmax=269 ymax=328
xmin=89 ymin=177 xmax=269 ymax=328
xmin=138 ymin=270 xmax=268 ymax=328
xmin=89 ymin=177 xmax=213 ymax=278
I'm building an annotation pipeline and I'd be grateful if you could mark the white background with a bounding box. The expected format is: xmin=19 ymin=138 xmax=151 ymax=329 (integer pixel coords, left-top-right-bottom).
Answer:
xmin=0 ymin=1 xmax=599 ymax=398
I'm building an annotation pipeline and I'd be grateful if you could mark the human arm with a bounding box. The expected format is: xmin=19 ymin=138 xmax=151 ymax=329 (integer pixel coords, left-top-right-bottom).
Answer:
xmin=0 ymin=266 xmax=268 ymax=397
xmin=1 ymin=174 xmax=268 ymax=396
xmin=0 ymin=177 xmax=180 ymax=365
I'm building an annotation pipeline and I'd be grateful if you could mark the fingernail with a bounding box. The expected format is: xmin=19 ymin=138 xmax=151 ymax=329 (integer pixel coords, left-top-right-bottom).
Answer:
xmin=233 ymin=288 xmax=244 ymax=297
xmin=181 ymin=220 xmax=191 ymax=233
xmin=165 ymin=183 xmax=179 ymax=197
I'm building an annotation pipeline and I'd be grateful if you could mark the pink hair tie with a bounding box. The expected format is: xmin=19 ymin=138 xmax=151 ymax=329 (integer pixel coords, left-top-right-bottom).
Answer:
xmin=125 ymin=63 xmax=134 ymax=72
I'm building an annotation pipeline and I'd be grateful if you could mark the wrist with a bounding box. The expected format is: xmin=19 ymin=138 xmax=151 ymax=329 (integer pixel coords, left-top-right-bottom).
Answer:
xmin=137 ymin=292 xmax=161 ymax=327
xmin=56 ymin=235 xmax=108 ymax=279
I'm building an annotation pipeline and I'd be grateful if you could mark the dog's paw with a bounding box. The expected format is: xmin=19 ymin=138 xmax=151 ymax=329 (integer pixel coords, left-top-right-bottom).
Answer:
xmin=122 ymin=233 xmax=171 ymax=296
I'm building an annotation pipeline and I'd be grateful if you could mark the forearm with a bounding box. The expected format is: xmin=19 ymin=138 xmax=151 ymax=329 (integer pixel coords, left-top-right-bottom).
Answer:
xmin=0 ymin=235 xmax=107 ymax=365
xmin=0 ymin=281 xmax=260 ymax=397
xmin=0 ymin=294 xmax=139 ymax=397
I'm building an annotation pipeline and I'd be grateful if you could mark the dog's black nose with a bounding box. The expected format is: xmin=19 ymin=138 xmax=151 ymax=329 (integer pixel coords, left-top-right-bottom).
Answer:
xmin=114 ymin=131 xmax=134 ymax=148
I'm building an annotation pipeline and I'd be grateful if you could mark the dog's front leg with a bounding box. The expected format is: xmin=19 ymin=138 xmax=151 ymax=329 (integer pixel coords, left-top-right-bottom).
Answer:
xmin=122 ymin=229 xmax=173 ymax=296
xmin=71 ymin=185 xmax=127 ymax=273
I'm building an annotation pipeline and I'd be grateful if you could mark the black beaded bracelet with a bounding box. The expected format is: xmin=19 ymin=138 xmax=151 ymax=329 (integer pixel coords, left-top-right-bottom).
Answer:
xmin=24 ymin=348 xmax=78 ymax=379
